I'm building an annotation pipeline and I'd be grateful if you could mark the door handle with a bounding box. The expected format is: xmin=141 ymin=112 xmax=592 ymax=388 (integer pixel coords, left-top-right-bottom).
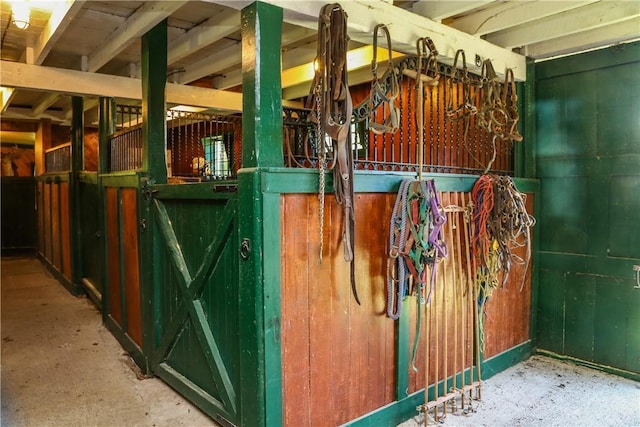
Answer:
xmin=634 ymin=265 xmax=640 ymax=289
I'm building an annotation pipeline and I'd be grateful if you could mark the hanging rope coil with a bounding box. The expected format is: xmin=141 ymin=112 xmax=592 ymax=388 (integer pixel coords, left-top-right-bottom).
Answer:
xmin=387 ymin=179 xmax=447 ymax=320
xmin=471 ymin=174 xmax=535 ymax=348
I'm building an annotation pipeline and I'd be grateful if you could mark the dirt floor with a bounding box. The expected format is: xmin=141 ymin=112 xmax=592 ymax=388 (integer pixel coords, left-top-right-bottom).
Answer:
xmin=398 ymin=355 xmax=640 ymax=427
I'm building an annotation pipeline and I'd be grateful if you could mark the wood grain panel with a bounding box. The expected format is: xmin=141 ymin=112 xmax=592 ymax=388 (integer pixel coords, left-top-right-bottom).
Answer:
xmin=281 ymin=193 xmax=396 ymax=426
xmin=43 ymin=183 xmax=51 ymax=261
xmin=121 ymin=188 xmax=142 ymax=346
xmin=105 ymin=187 xmax=122 ymax=325
xmin=59 ymin=182 xmax=72 ymax=280
xmin=51 ymin=183 xmax=60 ymax=270
xmin=482 ymin=193 xmax=534 ymax=359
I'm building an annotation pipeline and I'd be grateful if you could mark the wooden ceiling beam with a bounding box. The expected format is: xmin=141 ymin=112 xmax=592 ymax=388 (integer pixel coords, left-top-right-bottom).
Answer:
xmin=0 ymin=61 xmax=243 ymax=112
xmin=168 ymin=8 xmax=241 ymax=65
xmin=485 ymin=1 xmax=640 ymax=49
xmin=525 ymin=18 xmax=640 ymax=59
xmin=88 ymin=1 xmax=188 ymax=72
xmin=180 ymin=25 xmax=316 ymax=84
xmin=411 ymin=0 xmax=493 ymax=22
xmin=33 ymin=0 xmax=86 ymax=65
xmin=209 ymin=0 xmax=527 ymax=80
xmin=447 ymin=0 xmax=598 ymax=37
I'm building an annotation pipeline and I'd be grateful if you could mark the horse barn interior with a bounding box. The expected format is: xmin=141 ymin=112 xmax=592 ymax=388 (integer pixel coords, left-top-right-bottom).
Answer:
xmin=1 ymin=0 xmax=639 ymax=426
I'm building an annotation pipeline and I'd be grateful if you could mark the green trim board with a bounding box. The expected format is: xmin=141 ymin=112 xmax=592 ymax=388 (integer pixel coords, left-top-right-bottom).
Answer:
xmin=36 ymin=173 xmax=70 ymax=182
xmin=536 ymin=350 xmax=640 ymax=383
xmin=37 ymin=252 xmax=74 ymax=295
xmin=103 ymin=314 xmax=147 ymax=372
xmin=150 ymin=182 xmax=238 ymax=200
xmin=260 ymin=168 xmax=539 ymax=194
xmin=100 ymin=173 xmax=140 ymax=188
xmin=345 ymin=341 xmax=535 ymax=427
xmin=78 ymin=171 xmax=98 ymax=184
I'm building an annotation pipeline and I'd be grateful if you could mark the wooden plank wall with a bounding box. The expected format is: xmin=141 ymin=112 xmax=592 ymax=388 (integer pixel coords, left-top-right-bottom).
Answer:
xmin=281 ymin=191 xmax=532 ymax=424
xmin=37 ymin=181 xmax=72 ymax=281
xmin=104 ymin=186 xmax=142 ymax=346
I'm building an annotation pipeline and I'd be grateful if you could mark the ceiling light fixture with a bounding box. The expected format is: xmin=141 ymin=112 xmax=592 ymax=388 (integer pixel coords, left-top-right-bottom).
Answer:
xmin=10 ymin=1 xmax=31 ymax=30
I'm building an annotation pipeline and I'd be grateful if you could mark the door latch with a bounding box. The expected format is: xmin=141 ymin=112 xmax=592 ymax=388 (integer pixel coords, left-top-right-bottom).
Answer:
xmin=634 ymin=265 xmax=640 ymax=289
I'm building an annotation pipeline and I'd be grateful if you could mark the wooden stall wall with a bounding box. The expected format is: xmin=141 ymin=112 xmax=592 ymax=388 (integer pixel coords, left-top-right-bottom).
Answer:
xmin=36 ymin=179 xmax=72 ymax=286
xmin=281 ymin=190 xmax=533 ymax=425
xmin=104 ymin=186 xmax=143 ymax=347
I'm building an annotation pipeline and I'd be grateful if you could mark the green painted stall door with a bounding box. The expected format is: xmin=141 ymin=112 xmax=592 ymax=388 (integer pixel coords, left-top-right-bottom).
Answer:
xmin=151 ymin=195 xmax=240 ymax=426
xmin=536 ymin=51 xmax=640 ymax=374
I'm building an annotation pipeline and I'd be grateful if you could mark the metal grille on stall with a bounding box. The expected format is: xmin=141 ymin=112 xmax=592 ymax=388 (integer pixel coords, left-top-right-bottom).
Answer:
xmin=109 ymin=105 xmax=143 ymax=172
xmin=283 ymin=55 xmax=519 ymax=176
xmin=166 ymin=110 xmax=242 ymax=182
xmin=45 ymin=143 xmax=71 ymax=173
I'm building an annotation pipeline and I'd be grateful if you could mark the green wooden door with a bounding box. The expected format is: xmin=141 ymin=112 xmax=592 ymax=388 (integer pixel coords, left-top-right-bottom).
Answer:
xmin=149 ymin=190 xmax=240 ymax=426
xmin=78 ymin=176 xmax=103 ymax=305
xmin=535 ymin=43 xmax=640 ymax=375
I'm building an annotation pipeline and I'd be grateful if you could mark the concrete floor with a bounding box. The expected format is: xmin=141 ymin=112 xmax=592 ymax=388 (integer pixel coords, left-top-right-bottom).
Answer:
xmin=1 ymin=257 xmax=218 ymax=427
xmin=2 ymin=257 xmax=639 ymax=427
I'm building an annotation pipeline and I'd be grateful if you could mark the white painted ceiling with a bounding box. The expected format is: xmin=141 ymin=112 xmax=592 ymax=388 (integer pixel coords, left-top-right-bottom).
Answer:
xmin=1 ymin=0 xmax=638 ymax=125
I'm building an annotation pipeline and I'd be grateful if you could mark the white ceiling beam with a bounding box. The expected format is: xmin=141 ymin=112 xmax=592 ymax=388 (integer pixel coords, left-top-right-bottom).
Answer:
xmin=180 ymin=25 xmax=317 ymax=84
xmin=3 ymin=107 xmax=67 ymax=123
xmin=0 ymin=61 xmax=243 ymax=112
xmin=88 ymin=1 xmax=188 ymax=72
xmin=213 ymin=44 xmax=318 ymax=90
xmin=448 ymin=0 xmax=598 ymax=36
xmin=63 ymin=97 xmax=100 ymax=121
xmin=33 ymin=0 xmax=86 ymax=65
xmin=485 ymin=1 xmax=640 ymax=49
xmin=412 ymin=1 xmax=493 ymax=22
xmin=210 ymin=0 xmax=527 ymax=80
xmin=32 ymin=93 xmax=61 ymax=116
xmin=180 ymin=43 xmax=240 ymax=84
xmin=168 ymin=8 xmax=240 ymax=65
xmin=526 ymin=18 xmax=640 ymax=59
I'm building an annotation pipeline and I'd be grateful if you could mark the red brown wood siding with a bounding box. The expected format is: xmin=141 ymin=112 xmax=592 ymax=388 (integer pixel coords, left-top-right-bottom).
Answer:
xmin=281 ymin=191 xmax=533 ymax=423
xmin=121 ymin=188 xmax=142 ymax=346
xmin=59 ymin=182 xmax=71 ymax=280
xmin=482 ymin=194 xmax=534 ymax=359
xmin=106 ymin=187 xmax=122 ymax=325
xmin=51 ymin=183 xmax=60 ymax=269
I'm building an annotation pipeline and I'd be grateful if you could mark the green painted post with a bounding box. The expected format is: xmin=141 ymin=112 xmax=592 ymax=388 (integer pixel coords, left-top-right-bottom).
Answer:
xmin=98 ymin=97 xmax=116 ymax=316
xmin=141 ymin=19 xmax=168 ymax=184
xmin=69 ymin=96 xmax=84 ymax=295
xmin=241 ymin=2 xmax=284 ymax=169
xmin=139 ymin=20 xmax=168 ymax=373
xmin=515 ymin=58 xmax=536 ymax=178
xmin=238 ymin=2 xmax=283 ymax=426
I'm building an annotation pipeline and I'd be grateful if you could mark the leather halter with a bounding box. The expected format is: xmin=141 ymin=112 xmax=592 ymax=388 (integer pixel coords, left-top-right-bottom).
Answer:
xmin=368 ymin=24 xmax=400 ymax=135
xmin=307 ymin=3 xmax=360 ymax=304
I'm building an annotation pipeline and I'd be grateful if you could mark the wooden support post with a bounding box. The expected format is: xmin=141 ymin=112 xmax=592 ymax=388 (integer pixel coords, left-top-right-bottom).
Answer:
xmin=141 ymin=19 xmax=168 ymax=184
xmin=98 ymin=97 xmax=115 ymax=315
xmin=69 ymin=96 xmax=84 ymax=295
xmin=238 ymin=2 xmax=283 ymax=427
xmin=35 ymin=119 xmax=51 ymax=176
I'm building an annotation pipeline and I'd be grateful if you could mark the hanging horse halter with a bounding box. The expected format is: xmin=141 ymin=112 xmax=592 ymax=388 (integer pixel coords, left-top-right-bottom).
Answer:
xmin=368 ymin=24 xmax=400 ymax=135
xmin=307 ymin=3 xmax=360 ymax=304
